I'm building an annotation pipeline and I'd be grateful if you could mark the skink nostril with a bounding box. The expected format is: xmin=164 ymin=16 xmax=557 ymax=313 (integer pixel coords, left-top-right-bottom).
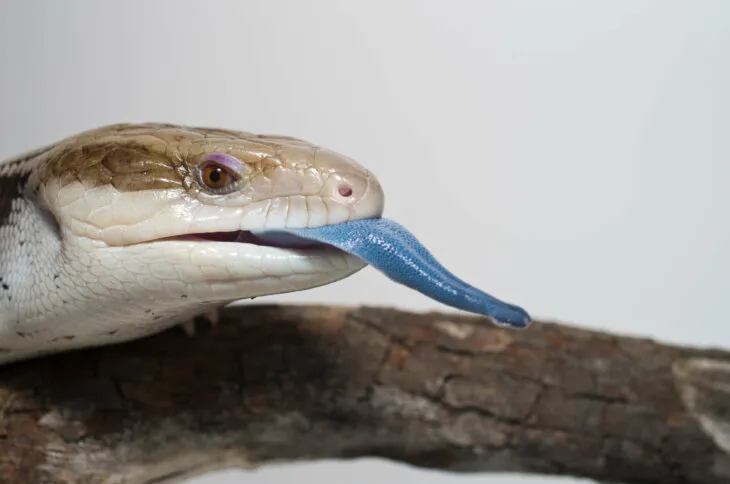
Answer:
xmin=338 ymin=183 xmax=353 ymax=198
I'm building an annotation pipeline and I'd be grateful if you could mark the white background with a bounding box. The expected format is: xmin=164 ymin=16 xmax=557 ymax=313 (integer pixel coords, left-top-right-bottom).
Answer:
xmin=1 ymin=1 xmax=727 ymax=483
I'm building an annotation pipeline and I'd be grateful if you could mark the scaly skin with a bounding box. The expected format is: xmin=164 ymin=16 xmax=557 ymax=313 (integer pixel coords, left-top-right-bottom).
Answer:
xmin=0 ymin=123 xmax=384 ymax=364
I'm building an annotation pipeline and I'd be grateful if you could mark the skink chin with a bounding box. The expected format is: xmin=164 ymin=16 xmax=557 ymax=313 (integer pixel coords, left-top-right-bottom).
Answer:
xmin=0 ymin=123 xmax=530 ymax=364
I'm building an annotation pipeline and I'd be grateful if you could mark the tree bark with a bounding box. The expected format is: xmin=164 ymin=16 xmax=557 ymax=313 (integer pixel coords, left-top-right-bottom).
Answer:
xmin=0 ymin=304 xmax=728 ymax=484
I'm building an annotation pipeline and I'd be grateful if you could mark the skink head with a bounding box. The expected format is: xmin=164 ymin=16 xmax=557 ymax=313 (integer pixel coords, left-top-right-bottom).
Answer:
xmin=29 ymin=123 xmax=530 ymax=329
xmin=30 ymin=123 xmax=384 ymax=306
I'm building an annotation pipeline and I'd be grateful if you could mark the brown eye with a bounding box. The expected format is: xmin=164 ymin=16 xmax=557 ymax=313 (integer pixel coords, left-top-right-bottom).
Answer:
xmin=200 ymin=163 xmax=234 ymax=190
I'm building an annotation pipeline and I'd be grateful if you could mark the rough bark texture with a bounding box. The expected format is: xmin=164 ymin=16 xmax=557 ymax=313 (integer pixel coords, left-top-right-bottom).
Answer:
xmin=0 ymin=304 xmax=728 ymax=484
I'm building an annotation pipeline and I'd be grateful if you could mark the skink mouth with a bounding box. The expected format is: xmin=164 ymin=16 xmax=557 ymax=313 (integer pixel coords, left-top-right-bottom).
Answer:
xmin=178 ymin=218 xmax=532 ymax=329
xmin=185 ymin=230 xmax=338 ymax=251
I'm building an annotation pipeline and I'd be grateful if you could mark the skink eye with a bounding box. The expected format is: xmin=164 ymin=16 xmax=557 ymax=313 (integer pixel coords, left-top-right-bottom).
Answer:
xmin=201 ymin=163 xmax=235 ymax=190
xmin=195 ymin=152 xmax=249 ymax=194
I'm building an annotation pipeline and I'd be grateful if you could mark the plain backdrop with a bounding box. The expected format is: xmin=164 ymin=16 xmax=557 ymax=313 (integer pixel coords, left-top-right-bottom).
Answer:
xmin=1 ymin=1 xmax=728 ymax=483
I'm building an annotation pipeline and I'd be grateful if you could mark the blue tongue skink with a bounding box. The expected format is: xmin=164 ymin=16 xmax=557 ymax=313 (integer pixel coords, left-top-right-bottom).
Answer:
xmin=258 ymin=217 xmax=531 ymax=329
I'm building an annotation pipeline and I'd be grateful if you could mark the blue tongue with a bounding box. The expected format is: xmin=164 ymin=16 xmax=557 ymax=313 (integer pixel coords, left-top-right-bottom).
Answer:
xmin=262 ymin=218 xmax=531 ymax=328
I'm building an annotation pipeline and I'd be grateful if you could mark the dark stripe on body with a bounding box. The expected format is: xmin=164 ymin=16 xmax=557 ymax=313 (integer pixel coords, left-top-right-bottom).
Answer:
xmin=0 ymin=173 xmax=30 ymax=227
xmin=0 ymin=144 xmax=57 ymax=227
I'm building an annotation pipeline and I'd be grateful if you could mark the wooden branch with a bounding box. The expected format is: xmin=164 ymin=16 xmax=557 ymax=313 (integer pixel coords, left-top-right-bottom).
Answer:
xmin=0 ymin=305 xmax=728 ymax=483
